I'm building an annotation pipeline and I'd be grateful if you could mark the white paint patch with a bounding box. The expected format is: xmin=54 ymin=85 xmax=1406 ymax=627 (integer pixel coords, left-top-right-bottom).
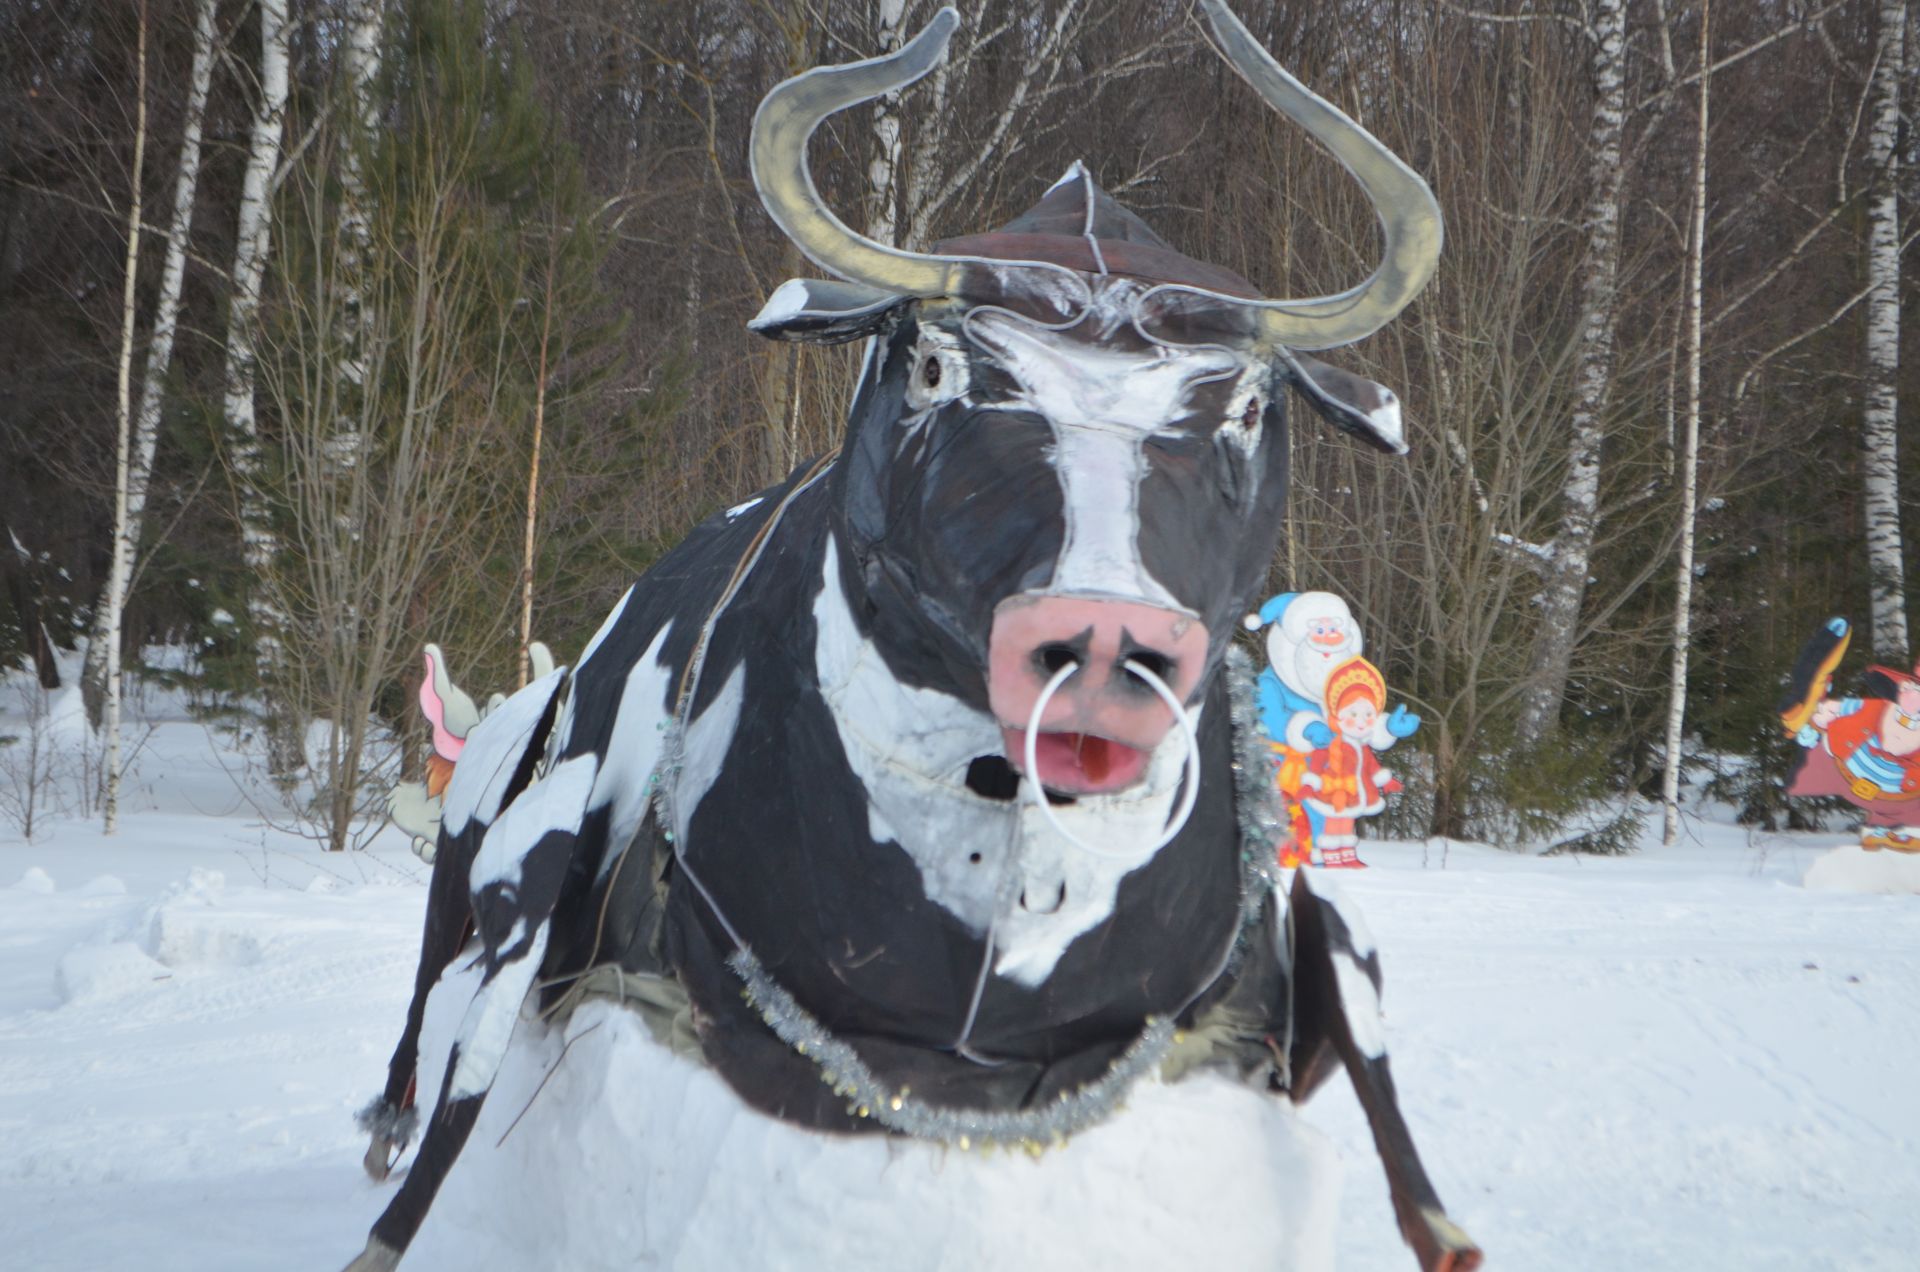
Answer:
xmin=577 ymin=585 xmax=634 ymax=673
xmin=747 ymin=278 xmax=810 ymax=330
xmin=994 ymin=710 xmax=1199 ymax=986
xmin=813 ymin=538 xmax=1194 ymax=984
xmin=467 ymin=754 xmax=599 ymax=894
xmin=725 ymin=498 xmax=763 ymax=520
xmin=966 ymin=306 xmax=1242 ymax=605
xmin=448 ymin=922 xmax=551 ymax=1100
xmin=673 ymin=662 xmax=746 ymax=846
xmin=813 ymin=538 xmax=1013 ymax=931
xmin=1304 ymin=872 xmax=1378 ymax=960
xmin=1333 ymin=952 xmax=1386 ymax=1061
xmin=440 ymin=669 xmax=568 ymax=838
xmin=1367 ymin=392 xmax=1405 ymax=452
xmin=587 ymin=623 xmax=675 ymax=881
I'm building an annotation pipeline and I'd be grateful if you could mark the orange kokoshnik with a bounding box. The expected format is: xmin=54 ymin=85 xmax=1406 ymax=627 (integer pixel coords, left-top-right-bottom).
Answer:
xmin=1325 ymin=657 xmax=1386 ymax=721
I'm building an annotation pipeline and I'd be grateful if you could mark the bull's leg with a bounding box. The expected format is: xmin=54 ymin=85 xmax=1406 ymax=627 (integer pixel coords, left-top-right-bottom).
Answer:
xmin=343 ymin=1064 xmax=491 ymax=1271
xmin=359 ymin=823 xmax=480 ymax=1180
xmin=344 ymin=751 xmax=595 ymax=1270
xmin=1286 ymin=868 xmax=1483 ymax=1272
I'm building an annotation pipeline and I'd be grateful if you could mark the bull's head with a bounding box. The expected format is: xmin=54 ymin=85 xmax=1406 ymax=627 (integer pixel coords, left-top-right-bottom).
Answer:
xmin=748 ymin=1 xmax=1440 ymax=802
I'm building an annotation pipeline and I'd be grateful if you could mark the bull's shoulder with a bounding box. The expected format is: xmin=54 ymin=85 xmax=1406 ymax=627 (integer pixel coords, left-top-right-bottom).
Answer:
xmin=567 ymin=461 xmax=833 ymax=731
xmin=439 ymin=667 xmax=571 ymax=843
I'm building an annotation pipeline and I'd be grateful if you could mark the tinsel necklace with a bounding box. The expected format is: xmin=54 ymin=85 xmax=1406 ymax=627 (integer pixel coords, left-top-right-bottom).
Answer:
xmin=630 ymin=455 xmax=1283 ymax=1150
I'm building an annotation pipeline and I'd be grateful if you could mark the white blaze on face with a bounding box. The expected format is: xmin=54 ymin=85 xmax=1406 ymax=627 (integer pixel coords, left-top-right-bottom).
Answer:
xmin=965 ymin=309 xmax=1243 ymax=605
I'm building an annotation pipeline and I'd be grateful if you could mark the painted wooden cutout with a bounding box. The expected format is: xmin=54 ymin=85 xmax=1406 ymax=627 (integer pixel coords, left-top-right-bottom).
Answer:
xmin=387 ymin=642 xmax=554 ymax=863
xmin=1781 ymin=617 xmax=1920 ymax=851
xmin=1246 ymin=593 xmax=1418 ymax=868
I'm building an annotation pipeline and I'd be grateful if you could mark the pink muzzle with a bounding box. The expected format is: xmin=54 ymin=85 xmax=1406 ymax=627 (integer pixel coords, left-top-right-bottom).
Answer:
xmin=986 ymin=593 xmax=1209 ymax=796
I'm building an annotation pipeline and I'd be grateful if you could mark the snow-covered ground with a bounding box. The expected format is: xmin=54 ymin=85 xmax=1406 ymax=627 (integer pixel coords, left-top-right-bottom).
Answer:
xmin=2 ymin=663 xmax=1917 ymax=1270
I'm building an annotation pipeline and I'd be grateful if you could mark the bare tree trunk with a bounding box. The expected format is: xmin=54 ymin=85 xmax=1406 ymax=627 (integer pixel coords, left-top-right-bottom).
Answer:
xmin=223 ymin=0 xmax=297 ymax=775
xmin=104 ymin=0 xmax=151 ymax=835
xmin=82 ymin=0 xmax=219 ymax=728
xmin=866 ymin=0 xmax=908 ymax=246
xmin=519 ymin=251 xmax=556 ymax=691
xmin=1515 ymin=0 xmax=1628 ymax=747
xmin=1863 ymin=0 xmax=1909 ymax=661
xmin=1663 ymin=0 xmax=1711 ymax=847
xmin=329 ymin=0 xmax=384 ymax=504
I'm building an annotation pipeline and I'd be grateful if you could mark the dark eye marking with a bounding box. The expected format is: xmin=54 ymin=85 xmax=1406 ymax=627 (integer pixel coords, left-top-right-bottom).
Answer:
xmin=923 ymin=355 xmax=942 ymax=388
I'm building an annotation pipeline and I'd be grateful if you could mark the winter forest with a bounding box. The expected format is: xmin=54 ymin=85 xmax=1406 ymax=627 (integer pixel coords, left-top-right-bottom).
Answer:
xmin=4 ymin=1 xmax=1920 ymax=1270
xmin=4 ymin=0 xmax=1917 ymax=852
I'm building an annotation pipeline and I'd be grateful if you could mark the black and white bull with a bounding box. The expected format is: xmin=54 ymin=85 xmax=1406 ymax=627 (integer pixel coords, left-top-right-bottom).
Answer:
xmin=347 ymin=4 xmax=1479 ymax=1270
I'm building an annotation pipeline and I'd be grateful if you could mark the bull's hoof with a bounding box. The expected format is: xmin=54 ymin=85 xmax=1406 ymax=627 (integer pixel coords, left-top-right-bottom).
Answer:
xmin=362 ymin=1135 xmax=402 ymax=1182
xmin=355 ymin=1098 xmax=417 ymax=1180
xmin=339 ymin=1236 xmax=402 ymax=1272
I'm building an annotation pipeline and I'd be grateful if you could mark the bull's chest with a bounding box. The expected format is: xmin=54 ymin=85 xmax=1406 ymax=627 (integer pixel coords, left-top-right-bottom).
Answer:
xmin=661 ymin=541 xmax=1242 ymax=1060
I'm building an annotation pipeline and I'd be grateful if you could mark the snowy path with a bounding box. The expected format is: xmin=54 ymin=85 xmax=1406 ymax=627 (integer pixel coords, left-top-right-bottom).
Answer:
xmin=2 ymin=682 xmax=1917 ymax=1268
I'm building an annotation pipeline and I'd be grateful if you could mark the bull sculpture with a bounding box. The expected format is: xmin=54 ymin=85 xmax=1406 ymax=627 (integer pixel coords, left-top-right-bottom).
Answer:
xmin=346 ymin=4 xmax=1480 ymax=1269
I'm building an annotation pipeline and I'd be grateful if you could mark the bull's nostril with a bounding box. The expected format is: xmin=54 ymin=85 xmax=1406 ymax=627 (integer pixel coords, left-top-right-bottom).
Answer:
xmin=1125 ymin=652 xmax=1175 ymax=686
xmin=1036 ymin=645 xmax=1079 ymax=676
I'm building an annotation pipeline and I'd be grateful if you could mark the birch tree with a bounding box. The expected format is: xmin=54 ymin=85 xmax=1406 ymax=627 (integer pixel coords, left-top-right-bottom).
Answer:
xmin=1862 ymin=0 xmax=1909 ymax=660
xmin=866 ymin=0 xmax=909 ymax=245
xmin=1662 ymin=0 xmax=1711 ymax=847
xmin=222 ymin=0 xmax=297 ymax=774
xmin=327 ymin=0 xmax=386 ymax=503
xmin=1514 ymin=0 xmax=1628 ymax=748
xmin=104 ymin=0 xmax=151 ymax=835
xmin=82 ymin=0 xmax=220 ymax=729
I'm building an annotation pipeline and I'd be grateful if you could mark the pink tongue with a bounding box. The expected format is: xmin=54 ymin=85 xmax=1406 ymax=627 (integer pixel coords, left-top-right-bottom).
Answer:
xmin=1010 ymin=729 xmax=1152 ymax=794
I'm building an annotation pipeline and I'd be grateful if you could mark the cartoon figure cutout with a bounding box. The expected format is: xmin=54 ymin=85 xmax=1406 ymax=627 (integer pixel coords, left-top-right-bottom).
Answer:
xmin=1246 ymin=592 xmax=1418 ymax=867
xmin=1780 ymin=617 xmax=1920 ymax=851
xmin=388 ymin=641 xmax=555 ymax=861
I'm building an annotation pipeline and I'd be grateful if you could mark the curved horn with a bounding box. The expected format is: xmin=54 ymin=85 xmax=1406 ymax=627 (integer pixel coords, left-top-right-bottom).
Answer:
xmin=751 ymin=8 xmax=976 ymax=296
xmin=1187 ymin=0 xmax=1443 ymax=351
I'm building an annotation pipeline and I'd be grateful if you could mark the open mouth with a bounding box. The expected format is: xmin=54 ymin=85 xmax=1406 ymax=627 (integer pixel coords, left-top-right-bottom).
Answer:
xmin=1000 ymin=726 xmax=1152 ymax=796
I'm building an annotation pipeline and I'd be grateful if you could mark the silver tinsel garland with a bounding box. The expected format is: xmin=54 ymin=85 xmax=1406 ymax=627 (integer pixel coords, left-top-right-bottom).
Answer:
xmin=632 ymin=615 xmax=1285 ymax=1150
xmin=729 ymin=947 xmax=1178 ymax=1150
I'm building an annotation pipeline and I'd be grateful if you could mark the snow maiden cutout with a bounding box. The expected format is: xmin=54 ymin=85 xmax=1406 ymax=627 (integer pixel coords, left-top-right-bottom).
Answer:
xmin=1781 ymin=618 xmax=1920 ymax=864
xmin=344 ymin=6 xmax=1478 ymax=1271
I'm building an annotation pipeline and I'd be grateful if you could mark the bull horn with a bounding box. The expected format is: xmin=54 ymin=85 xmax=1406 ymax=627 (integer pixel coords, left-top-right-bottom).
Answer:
xmin=1187 ymin=0 xmax=1443 ymax=351
xmin=753 ymin=8 xmax=1023 ymax=298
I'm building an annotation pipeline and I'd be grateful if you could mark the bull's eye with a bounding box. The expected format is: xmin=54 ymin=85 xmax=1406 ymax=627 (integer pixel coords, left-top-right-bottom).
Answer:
xmin=1241 ymin=397 xmax=1263 ymax=431
xmin=903 ymin=330 xmax=968 ymax=411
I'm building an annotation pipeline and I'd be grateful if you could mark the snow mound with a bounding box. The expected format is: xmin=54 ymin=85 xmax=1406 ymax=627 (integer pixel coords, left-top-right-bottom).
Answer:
xmin=138 ymin=868 xmax=267 ymax=969
xmin=56 ymin=941 xmax=171 ymax=1005
xmin=11 ymin=866 xmax=55 ymax=893
xmin=403 ymin=995 xmax=1338 ymax=1272
xmin=77 ymin=874 xmax=128 ymax=896
xmin=1803 ymin=845 xmax=1920 ymax=894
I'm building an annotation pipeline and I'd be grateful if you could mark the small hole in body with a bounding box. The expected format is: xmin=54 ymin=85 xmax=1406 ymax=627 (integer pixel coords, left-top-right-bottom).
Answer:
xmin=1019 ymin=881 xmax=1068 ymax=914
xmin=965 ymin=755 xmax=1021 ymax=801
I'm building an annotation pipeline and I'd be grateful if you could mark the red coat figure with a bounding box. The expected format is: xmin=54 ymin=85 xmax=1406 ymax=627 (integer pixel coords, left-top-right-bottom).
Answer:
xmin=1299 ymin=657 xmax=1403 ymax=868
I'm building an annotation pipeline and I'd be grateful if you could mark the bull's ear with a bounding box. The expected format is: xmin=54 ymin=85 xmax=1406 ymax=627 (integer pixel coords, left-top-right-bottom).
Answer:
xmin=1277 ymin=350 xmax=1408 ymax=455
xmin=748 ymin=278 xmax=913 ymax=345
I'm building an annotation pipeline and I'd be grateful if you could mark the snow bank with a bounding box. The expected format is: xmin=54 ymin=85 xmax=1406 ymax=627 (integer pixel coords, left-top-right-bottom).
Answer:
xmin=1803 ymin=844 xmax=1920 ymax=894
xmin=406 ymin=993 xmax=1338 ymax=1272
xmin=56 ymin=941 xmax=171 ymax=1005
